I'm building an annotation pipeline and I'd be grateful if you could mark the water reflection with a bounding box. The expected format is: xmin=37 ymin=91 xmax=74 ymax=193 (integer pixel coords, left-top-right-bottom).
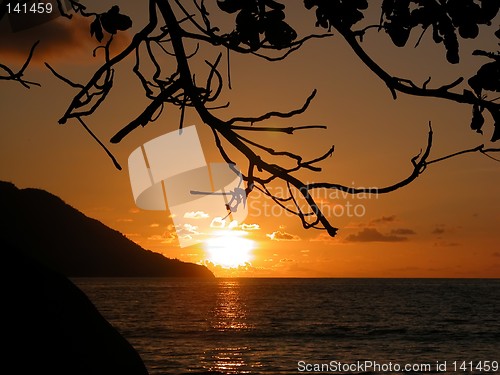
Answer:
xmin=211 ymin=279 xmax=251 ymax=331
xmin=203 ymin=346 xmax=254 ymax=374
xmin=203 ymin=280 xmax=260 ymax=374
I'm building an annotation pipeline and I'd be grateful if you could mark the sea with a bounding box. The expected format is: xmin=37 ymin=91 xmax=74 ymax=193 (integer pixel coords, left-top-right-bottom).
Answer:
xmin=72 ymin=278 xmax=500 ymax=375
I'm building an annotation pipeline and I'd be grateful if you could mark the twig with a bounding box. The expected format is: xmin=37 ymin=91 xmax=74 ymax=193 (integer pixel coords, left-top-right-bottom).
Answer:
xmin=76 ymin=117 xmax=122 ymax=170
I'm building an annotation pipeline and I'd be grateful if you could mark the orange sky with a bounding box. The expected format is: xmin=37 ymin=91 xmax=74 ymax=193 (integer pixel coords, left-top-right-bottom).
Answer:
xmin=1 ymin=1 xmax=499 ymax=277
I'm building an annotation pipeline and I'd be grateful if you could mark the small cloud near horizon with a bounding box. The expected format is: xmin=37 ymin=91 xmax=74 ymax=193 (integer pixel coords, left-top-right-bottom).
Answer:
xmin=241 ymin=223 xmax=260 ymax=231
xmin=432 ymin=227 xmax=446 ymax=235
xmin=184 ymin=211 xmax=209 ymax=219
xmin=390 ymin=228 xmax=416 ymax=235
xmin=345 ymin=228 xmax=407 ymax=242
xmin=266 ymin=230 xmax=301 ymax=241
xmin=369 ymin=215 xmax=397 ymax=225
xmin=310 ymin=232 xmax=339 ymax=243
xmin=210 ymin=217 xmax=226 ymax=229
xmin=433 ymin=241 xmax=460 ymax=247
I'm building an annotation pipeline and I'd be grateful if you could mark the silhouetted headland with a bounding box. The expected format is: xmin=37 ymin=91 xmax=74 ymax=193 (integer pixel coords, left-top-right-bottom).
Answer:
xmin=0 ymin=181 xmax=214 ymax=278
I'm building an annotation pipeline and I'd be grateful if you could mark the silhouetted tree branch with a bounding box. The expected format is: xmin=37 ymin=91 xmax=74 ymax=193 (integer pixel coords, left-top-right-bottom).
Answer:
xmin=0 ymin=41 xmax=40 ymax=88
xmin=4 ymin=0 xmax=500 ymax=238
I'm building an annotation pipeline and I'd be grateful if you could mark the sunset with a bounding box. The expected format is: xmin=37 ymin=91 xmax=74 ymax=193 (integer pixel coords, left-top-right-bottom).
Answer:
xmin=204 ymin=229 xmax=255 ymax=268
xmin=1 ymin=0 xmax=499 ymax=374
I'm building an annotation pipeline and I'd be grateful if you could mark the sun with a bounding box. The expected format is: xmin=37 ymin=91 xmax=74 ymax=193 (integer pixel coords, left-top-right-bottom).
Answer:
xmin=204 ymin=230 xmax=255 ymax=268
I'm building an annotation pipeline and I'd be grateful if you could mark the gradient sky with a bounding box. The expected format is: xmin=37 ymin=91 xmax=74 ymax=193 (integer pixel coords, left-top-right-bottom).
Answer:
xmin=1 ymin=1 xmax=499 ymax=277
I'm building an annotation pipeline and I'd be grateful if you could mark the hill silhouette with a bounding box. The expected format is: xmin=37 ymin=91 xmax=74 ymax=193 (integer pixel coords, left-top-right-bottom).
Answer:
xmin=0 ymin=181 xmax=214 ymax=278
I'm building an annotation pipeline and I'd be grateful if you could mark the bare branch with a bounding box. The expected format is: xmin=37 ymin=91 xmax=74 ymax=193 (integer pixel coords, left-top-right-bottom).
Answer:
xmin=336 ymin=25 xmax=499 ymax=117
xmin=111 ymin=80 xmax=182 ymax=143
xmin=227 ymin=90 xmax=317 ymax=125
xmin=45 ymin=63 xmax=84 ymax=89
xmin=41 ymin=0 xmax=499 ymax=239
xmin=427 ymin=145 xmax=500 ymax=164
xmin=230 ymin=124 xmax=326 ymax=133
xmin=57 ymin=0 xmax=160 ymax=125
xmin=0 ymin=41 xmax=40 ymax=88
xmin=307 ymin=123 xmax=434 ymax=195
xmin=76 ymin=117 xmax=122 ymax=170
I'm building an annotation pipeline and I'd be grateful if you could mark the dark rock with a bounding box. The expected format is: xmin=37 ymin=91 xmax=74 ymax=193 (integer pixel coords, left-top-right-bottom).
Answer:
xmin=2 ymin=241 xmax=149 ymax=375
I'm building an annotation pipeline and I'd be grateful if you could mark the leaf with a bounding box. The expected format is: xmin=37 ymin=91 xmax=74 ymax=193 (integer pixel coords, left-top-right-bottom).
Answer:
xmin=264 ymin=0 xmax=285 ymax=11
xmin=470 ymin=104 xmax=484 ymax=134
xmin=304 ymin=0 xmax=315 ymax=10
xmin=468 ymin=61 xmax=500 ymax=94
xmin=235 ymin=9 xmax=261 ymax=49
xmin=266 ymin=9 xmax=285 ymax=22
xmin=443 ymin=29 xmax=459 ymax=64
xmin=217 ymin=0 xmax=244 ymax=14
xmin=480 ymin=0 xmax=500 ymax=23
xmin=264 ymin=20 xmax=297 ymax=49
xmin=386 ymin=23 xmax=411 ymax=47
xmin=90 ymin=18 xmax=104 ymax=43
xmin=100 ymin=6 xmax=132 ymax=35
xmin=458 ymin=23 xmax=479 ymax=39
xmin=491 ymin=108 xmax=500 ymax=142
xmin=304 ymin=0 xmax=368 ymax=30
xmin=491 ymin=123 xmax=500 ymax=142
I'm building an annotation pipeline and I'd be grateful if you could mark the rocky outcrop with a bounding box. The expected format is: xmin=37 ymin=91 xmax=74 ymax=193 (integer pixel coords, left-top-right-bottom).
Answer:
xmin=3 ymin=241 xmax=149 ymax=375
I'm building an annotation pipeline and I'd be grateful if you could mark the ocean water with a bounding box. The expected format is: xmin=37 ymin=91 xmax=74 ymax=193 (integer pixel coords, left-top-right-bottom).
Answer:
xmin=73 ymin=278 xmax=500 ymax=374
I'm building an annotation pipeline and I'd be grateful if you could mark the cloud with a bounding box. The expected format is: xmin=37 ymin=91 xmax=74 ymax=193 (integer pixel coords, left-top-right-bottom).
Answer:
xmin=390 ymin=228 xmax=416 ymax=235
xmin=432 ymin=227 xmax=446 ymax=235
xmin=241 ymin=223 xmax=260 ymax=231
xmin=148 ymin=223 xmax=201 ymax=244
xmin=433 ymin=241 xmax=460 ymax=247
xmin=179 ymin=223 xmax=199 ymax=235
xmin=310 ymin=232 xmax=339 ymax=243
xmin=210 ymin=217 xmax=226 ymax=229
xmin=150 ymin=223 xmax=160 ymax=228
xmin=161 ymin=232 xmax=179 ymax=244
xmin=184 ymin=211 xmax=209 ymax=219
xmin=345 ymin=228 xmax=407 ymax=242
xmin=370 ymin=215 xmax=397 ymax=224
xmin=0 ymin=14 xmax=130 ymax=64
xmin=147 ymin=234 xmax=164 ymax=241
xmin=266 ymin=230 xmax=301 ymax=241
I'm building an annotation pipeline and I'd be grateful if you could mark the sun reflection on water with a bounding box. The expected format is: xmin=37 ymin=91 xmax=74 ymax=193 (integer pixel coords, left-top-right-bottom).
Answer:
xmin=203 ymin=346 xmax=255 ymax=374
xmin=211 ymin=280 xmax=252 ymax=331
xmin=203 ymin=280 xmax=261 ymax=374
